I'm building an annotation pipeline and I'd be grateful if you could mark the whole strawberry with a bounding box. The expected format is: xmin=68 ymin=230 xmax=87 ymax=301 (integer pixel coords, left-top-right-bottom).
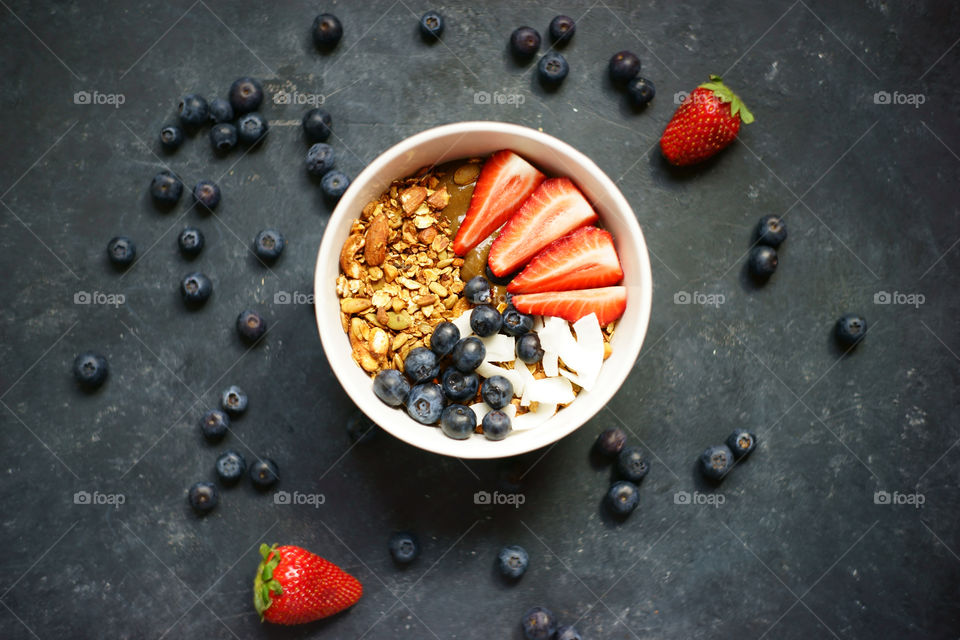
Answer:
xmin=660 ymin=75 xmax=754 ymax=166
xmin=254 ymin=543 xmax=362 ymax=625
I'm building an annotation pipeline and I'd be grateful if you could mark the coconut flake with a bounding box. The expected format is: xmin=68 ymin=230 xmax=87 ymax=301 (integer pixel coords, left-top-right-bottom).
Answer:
xmin=514 ymin=358 xmax=537 ymax=407
xmin=542 ymin=350 xmax=559 ymax=377
xmin=451 ymin=311 xmax=473 ymax=339
xmin=480 ymin=333 xmax=515 ymax=363
xmin=512 ymin=402 xmax=557 ymax=431
xmin=523 ymin=377 xmax=576 ymax=405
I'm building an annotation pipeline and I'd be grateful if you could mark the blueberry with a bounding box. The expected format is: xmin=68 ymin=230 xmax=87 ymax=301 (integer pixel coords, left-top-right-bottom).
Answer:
xmin=748 ymin=245 xmax=778 ymax=278
xmin=609 ymin=50 xmax=641 ymax=84
xmin=726 ymin=429 xmax=757 ymax=458
xmin=835 ymin=313 xmax=867 ymax=347
xmin=193 ymin=180 xmax=221 ymax=209
xmin=207 ymin=97 xmax=233 ymax=123
xmin=756 ymin=214 xmax=787 ymax=247
xmin=209 ymin=123 xmax=238 ymax=152
xmin=464 ymin=276 xmax=492 ymax=304
xmin=188 ymin=481 xmax=218 ymax=513
xmin=497 ymin=545 xmax=529 ymax=579
xmin=373 ymin=369 xmax=411 ymax=406
xmin=312 ymin=13 xmax=343 ymax=49
xmin=388 ymin=531 xmax=420 ymax=564
xmin=321 ymin=170 xmax=350 ymax=201
xmin=538 ymin=53 xmax=569 ymax=85
xmin=305 ymin=143 xmax=335 ymax=177
xmin=470 ymin=305 xmax=502 ymax=337
xmin=178 ymin=94 xmax=209 ymax=126
xmin=228 ymin=77 xmax=263 ymax=114
xmin=482 ymin=375 xmax=513 ymax=409
xmin=406 ymin=383 xmax=445 ymax=424
xmin=451 ymin=337 xmax=485 ymax=372
xmin=699 ymin=444 xmax=733 ymax=480
xmin=521 ymin=606 xmax=556 ymax=640
xmin=215 ymin=450 xmax=246 ymax=485
xmin=595 ymin=427 xmax=627 ymax=457
xmin=485 ymin=263 xmax=514 ymax=286
xmin=236 ymin=310 xmax=267 ymax=343
xmin=616 ymin=446 xmax=649 ymax=482
xmin=249 ymin=457 xmax=279 ymax=489
xmin=510 ymin=26 xmax=541 ymax=58
xmin=347 ymin=410 xmax=379 ymax=443
xmin=107 ymin=236 xmax=136 ymax=266
xmin=419 ymin=11 xmax=444 ymax=40
xmin=441 ymin=367 xmax=479 ymax=402
xmin=178 ymin=226 xmax=204 ymax=257
xmin=180 ymin=271 xmax=212 ymax=305
xmin=606 ymin=480 xmax=639 ymax=516
xmin=150 ymin=170 xmax=183 ymax=205
xmin=404 ymin=347 xmax=440 ymax=383
xmin=627 ymin=76 xmax=656 ymax=107
xmin=483 ymin=410 xmax=512 ymax=440
xmin=516 ymin=333 xmax=544 ymax=364
xmin=302 ymin=107 xmax=332 ymax=142
xmin=73 ymin=352 xmax=108 ymax=389
xmin=440 ymin=403 xmax=477 ymax=439
xmin=220 ymin=385 xmax=248 ymax=416
xmin=501 ymin=306 xmax=533 ymax=336
xmin=236 ymin=112 xmax=268 ymax=145
xmin=253 ymin=229 xmax=285 ymax=261
xmin=549 ymin=15 xmax=576 ymax=44
xmin=159 ymin=124 xmax=183 ymax=150
xmin=430 ymin=321 xmax=460 ymax=358
xmin=200 ymin=409 xmax=230 ymax=442
xmin=556 ymin=626 xmax=583 ymax=640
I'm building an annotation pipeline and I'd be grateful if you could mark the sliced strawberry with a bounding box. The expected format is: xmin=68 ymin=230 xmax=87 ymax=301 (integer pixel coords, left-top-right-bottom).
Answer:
xmin=487 ymin=178 xmax=598 ymax=277
xmin=452 ymin=150 xmax=544 ymax=256
xmin=507 ymin=226 xmax=623 ymax=294
xmin=512 ymin=286 xmax=627 ymax=326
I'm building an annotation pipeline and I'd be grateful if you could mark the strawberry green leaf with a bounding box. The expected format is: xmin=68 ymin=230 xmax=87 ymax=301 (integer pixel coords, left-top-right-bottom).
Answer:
xmin=254 ymin=544 xmax=284 ymax=619
xmin=698 ymin=75 xmax=754 ymax=124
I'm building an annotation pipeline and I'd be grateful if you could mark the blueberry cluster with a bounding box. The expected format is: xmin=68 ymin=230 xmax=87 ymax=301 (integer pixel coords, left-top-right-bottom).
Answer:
xmin=608 ymin=51 xmax=656 ymax=108
xmin=593 ymin=427 xmax=649 ymax=517
xmin=520 ymin=606 xmax=582 ymax=640
xmin=698 ymin=429 xmax=758 ymax=481
xmin=302 ymin=108 xmax=352 ymax=201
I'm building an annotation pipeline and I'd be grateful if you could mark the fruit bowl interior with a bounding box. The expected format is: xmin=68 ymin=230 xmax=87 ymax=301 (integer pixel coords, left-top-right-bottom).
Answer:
xmin=315 ymin=121 xmax=653 ymax=459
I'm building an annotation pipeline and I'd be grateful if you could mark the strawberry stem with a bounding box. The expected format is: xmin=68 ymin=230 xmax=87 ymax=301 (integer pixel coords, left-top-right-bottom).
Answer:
xmin=699 ymin=75 xmax=754 ymax=125
xmin=254 ymin=543 xmax=284 ymax=621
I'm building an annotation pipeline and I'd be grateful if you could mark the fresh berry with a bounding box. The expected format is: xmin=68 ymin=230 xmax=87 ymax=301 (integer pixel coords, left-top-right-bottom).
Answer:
xmin=488 ymin=177 xmax=598 ymax=277
xmin=159 ymin=124 xmax=183 ymax=150
xmin=497 ymin=545 xmax=529 ymax=579
xmin=305 ymin=143 xmax=335 ymax=176
xmin=508 ymin=226 xmax=622 ymax=294
xmin=254 ymin=543 xmax=362 ymax=624
xmin=150 ymin=170 xmax=183 ymax=205
xmin=404 ymin=347 xmax=440 ymax=383
xmin=193 ymin=180 xmax=220 ymax=209
xmin=221 ymin=385 xmax=248 ymax=416
xmin=210 ymin=122 xmax=238 ymax=152
xmin=481 ymin=375 xmax=513 ymax=409
xmin=250 ymin=458 xmax=279 ymax=489
xmin=549 ymin=15 xmax=575 ymax=44
xmin=208 ymin=97 xmax=233 ymax=123
xmin=500 ymin=307 xmax=533 ymax=336
xmin=430 ymin=321 xmax=460 ymax=358
xmin=452 ymin=150 xmax=544 ymax=255
xmin=321 ymin=170 xmax=350 ymax=200
xmin=756 ymin=214 xmax=787 ymax=247
xmin=440 ymin=403 xmax=477 ymax=439
xmin=178 ymin=94 xmax=209 ymax=126
xmin=451 ymin=337 xmax=485 ymax=372
xmin=178 ymin=226 xmax=204 ymax=256
xmin=516 ymin=333 xmax=544 ymax=364
xmin=180 ymin=271 xmax=212 ymax=305
xmin=512 ymin=286 xmax=626 ymax=326
xmin=726 ymin=430 xmax=757 ymax=458
xmin=237 ymin=310 xmax=267 ymax=343
xmin=406 ymin=383 xmax=445 ymax=424
xmin=699 ymin=444 xmax=733 ymax=480
xmin=215 ymin=450 xmax=246 ymax=485
xmin=388 ymin=532 xmax=420 ymax=564
xmin=556 ymin=626 xmax=583 ymax=640
xmin=229 ymin=77 xmax=263 ymax=114
xmin=627 ymin=76 xmax=656 ymax=107
xmin=617 ymin=446 xmax=649 ymax=482
xmin=200 ymin=409 xmax=230 ymax=441
xmin=464 ymin=276 xmax=493 ymax=305
xmin=510 ymin=26 xmax=541 ymax=58
xmin=538 ymin=53 xmax=569 ymax=85
xmin=302 ymin=107 xmax=332 ymax=142
xmin=107 ymin=236 xmax=136 ymax=266
xmin=419 ymin=11 xmax=444 ymax=40
xmin=73 ymin=352 xmax=108 ymax=389
xmin=606 ymin=480 xmax=639 ymax=516
xmin=188 ymin=481 xmax=218 ymax=513
xmin=608 ymin=50 xmax=641 ymax=84
xmin=660 ymin=75 xmax=754 ymax=166
xmin=521 ymin=606 xmax=556 ymax=640
xmin=470 ymin=305 xmax=502 ymax=337
xmin=441 ymin=368 xmax=479 ymax=403
xmin=253 ymin=229 xmax=285 ymax=261
xmin=347 ymin=410 xmax=379 ymax=443
xmin=312 ymin=13 xmax=343 ymax=49
xmin=835 ymin=314 xmax=867 ymax=347
xmin=595 ymin=427 xmax=627 ymax=457
xmin=482 ymin=410 xmax=512 ymax=440
xmin=373 ymin=369 xmax=411 ymax=406
xmin=237 ymin=112 xmax=268 ymax=145
xmin=748 ymin=245 xmax=778 ymax=278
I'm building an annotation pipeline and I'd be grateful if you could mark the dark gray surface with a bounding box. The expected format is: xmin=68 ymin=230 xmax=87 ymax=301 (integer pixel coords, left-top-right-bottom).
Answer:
xmin=1 ymin=1 xmax=958 ymax=638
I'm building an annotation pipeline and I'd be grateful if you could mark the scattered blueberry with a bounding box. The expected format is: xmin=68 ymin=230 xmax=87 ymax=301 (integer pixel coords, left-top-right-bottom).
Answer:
xmin=302 ymin=107 xmax=332 ymax=142
xmin=556 ymin=626 xmax=583 ymax=640
xmin=180 ymin=271 xmax=212 ymax=305
xmin=699 ymin=444 xmax=734 ymax=480
xmin=159 ymin=124 xmax=183 ymax=150
xmin=500 ymin=307 xmax=533 ymax=337
xmin=221 ymin=385 xmax=248 ymax=416
xmin=228 ymin=77 xmax=263 ymax=114
xmin=748 ymin=245 xmax=778 ymax=278
xmin=209 ymin=122 xmax=238 ymax=152
xmin=188 ymin=481 xmax=218 ymax=513
xmin=482 ymin=375 xmax=513 ymax=409
xmin=215 ymin=450 xmax=246 ymax=485
xmin=312 ymin=13 xmax=343 ymax=49
xmin=609 ymin=50 xmax=641 ymax=84
xmin=253 ymin=229 xmax=285 ymax=261
xmin=510 ymin=26 xmax=541 ymax=58
xmin=236 ymin=112 xmax=268 ymax=145
xmin=483 ymin=410 xmax=512 ymax=440
xmin=627 ymin=76 xmax=656 ymax=107
xmin=549 ymin=15 xmax=575 ymax=45
xmin=406 ymin=383 xmax=445 ymax=424
xmin=516 ymin=333 xmax=544 ymax=364
xmin=441 ymin=367 xmax=479 ymax=402
xmin=107 ymin=236 xmax=136 ymax=266
xmin=419 ymin=10 xmax=444 ymax=40
xmin=835 ymin=313 xmax=867 ymax=347
xmin=440 ymin=403 xmax=476 ymax=439
xmin=606 ymin=480 xmax=639 ymax=516
xmin=373 ymin=369 xmax=411 ymax=406
xmin=305 ymin=142 xmax=336 ymax=176
xmin=464 ymin=276 xmax=492 ymax=304
xmin=249 ymin=457 xmax=279 ymax=489
xmin=178 ymin=226 xmax=204 ymax=257
xmin=404 ymin=347 xmax=440 ymax=383
xmin=497 ymin=545 xmax=529 ymax=579
xmin=617 ymin=446 xmax=649 ymax=482
xmin=538 ymin=53 xmax=569 ymax=85
xmin=73 ymin=352 xmax=108 ymax=389
xmin=451 ymin=337 xmax=485 ymax=372
xmin=347 ymin=410 xmax=379 ymax=443
xmin=193 ymin=180 xmax=221 ymax=209
xmin=207 ymin=97 xmax=233 ymax=123
xmin=726 ymin=429 xmax=757 ymax=458
xmin=178 ymin=94 xmax=209 ymax=126
xmin=236 ymin=310 xmax=267 ymax=343
xmin=470 ymin=305 xmax=502 ymax=337
xmin=595 ymin=427 xmax=627 ymax=457
xmin=430 ymin=321 xmax=460 ymax=358
xmin=388 ymin=531 xmax=420 ymax=564
xmin=150 ymin=170 xmax=183 ymax=205
xmin=200 ymin=409 xmax=230 ymax=442
xmin=756 ymin=214 xmax=787 ymax=247
xmin=321 ymin=170 xmax=350 ymax=201
xmin=521 ymin=606 xmax=556 ymax=640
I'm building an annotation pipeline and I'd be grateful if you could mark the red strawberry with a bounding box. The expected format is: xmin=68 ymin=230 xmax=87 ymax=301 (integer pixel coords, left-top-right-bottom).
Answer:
xmin=659 ymin=75 xmax=754 ymax=166
xmin=254 ymin=543 xmax=362 ymax=625
xmin=512 ymin=286 xmax=627 ymax=326
xmin=487 ymin=177 xmax=598 ymax=277
xmin=452 ymin=150 xmax=544 ymax=256
xmin=507 ymin=226 xmax=623 ymax=294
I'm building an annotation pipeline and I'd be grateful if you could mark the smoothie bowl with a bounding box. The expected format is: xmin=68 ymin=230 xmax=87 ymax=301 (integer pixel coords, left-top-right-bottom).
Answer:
xmin=314 ymin=122 xmax=652 ymax=459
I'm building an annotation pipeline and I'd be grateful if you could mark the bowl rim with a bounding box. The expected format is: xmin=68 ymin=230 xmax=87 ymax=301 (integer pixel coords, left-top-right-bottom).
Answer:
xmin=314 ymin=121 xmax=653 ymax=459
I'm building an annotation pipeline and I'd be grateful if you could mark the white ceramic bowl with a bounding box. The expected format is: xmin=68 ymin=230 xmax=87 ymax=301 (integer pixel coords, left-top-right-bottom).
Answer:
xmin=314 ymin=122 xmax=652 ymax=459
